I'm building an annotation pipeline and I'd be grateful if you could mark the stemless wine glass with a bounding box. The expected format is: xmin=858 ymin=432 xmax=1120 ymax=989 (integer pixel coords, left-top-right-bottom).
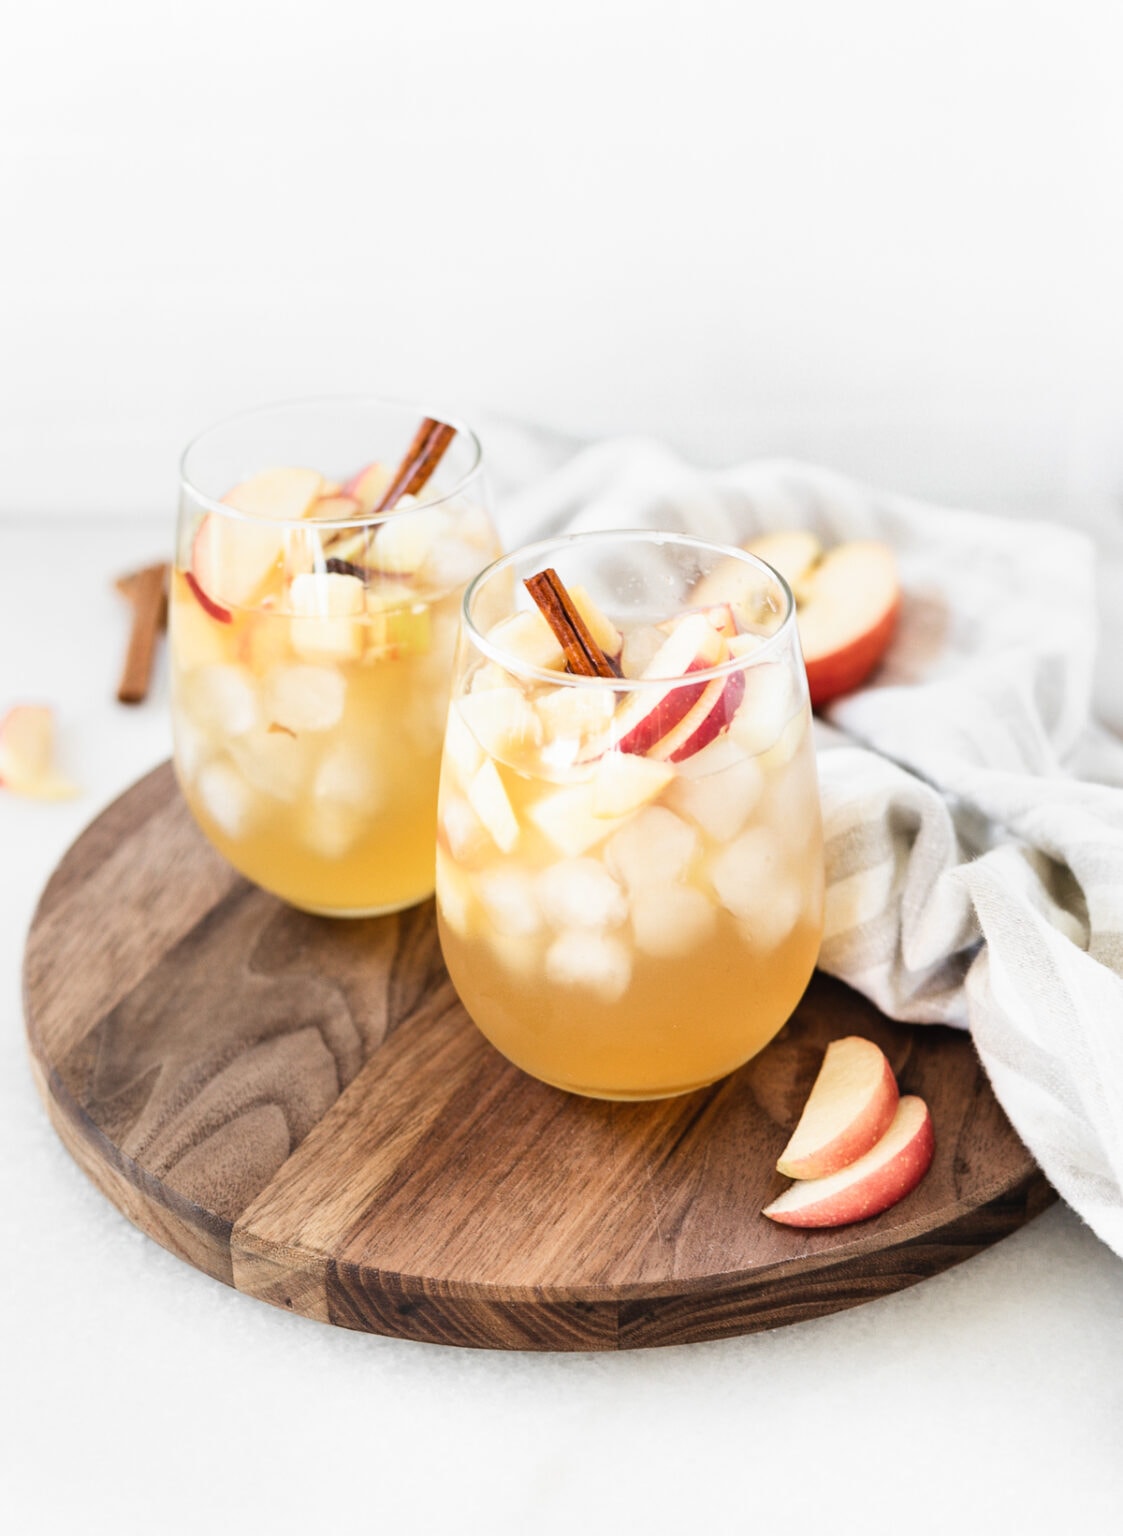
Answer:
xmin=170 ymin=397 xmax=500 ymax=916
xmin=434 ymin=530 xmax=825 ymax=1100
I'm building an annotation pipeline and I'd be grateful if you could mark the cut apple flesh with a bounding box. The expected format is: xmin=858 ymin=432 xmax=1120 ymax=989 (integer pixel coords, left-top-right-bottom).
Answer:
xmin=191 ymin=466 xmax=325 ymax=615
xmin=776 ymin=1035 xmax=899 ymax=1179
xmin=609 ymin=613 xmax=728 ymax=757
xmin=763 ymin=1096 xmax=934 ymax=1228
xmin=0 ymin=704 xmax=77 ymax=799
xmin=797 ymin=541 xmax=901 ymax=708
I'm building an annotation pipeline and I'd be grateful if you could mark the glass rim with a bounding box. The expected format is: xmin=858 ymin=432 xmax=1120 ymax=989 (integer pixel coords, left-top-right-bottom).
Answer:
xmin=178 ymin=393 xmax=485 ymax=530
xmin=462 ymin=528 xmax=798 ymax=691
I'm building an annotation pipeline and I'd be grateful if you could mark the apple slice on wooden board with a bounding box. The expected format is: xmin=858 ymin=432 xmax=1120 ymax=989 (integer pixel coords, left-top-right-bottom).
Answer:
xmin=763 ymin=1096 xmax=935 ymax=1228
xmin=0 ymin=704 xmax=77 ymax=799
xmin=775 ymin=1035 xmax=899 ymax=1179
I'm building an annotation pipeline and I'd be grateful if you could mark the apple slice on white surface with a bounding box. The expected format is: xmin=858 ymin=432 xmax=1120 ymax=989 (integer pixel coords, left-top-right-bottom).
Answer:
xmin=0 ymin=704 xmax=77 ymax=799
xmin=796 ymin=540 xmax=900 ymax=708
xmin=762 ymin=1095 xmax=934 ymax=1228
xmin=775 ymin=1035 xmax=899 ymax=1179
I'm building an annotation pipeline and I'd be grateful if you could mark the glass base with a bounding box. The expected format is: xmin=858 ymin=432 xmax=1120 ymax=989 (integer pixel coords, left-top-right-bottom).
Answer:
xmin=294 ymin=890 xmax=434 ymax=919
xmin=537 ymin=1074 xmax=725 ymax=1102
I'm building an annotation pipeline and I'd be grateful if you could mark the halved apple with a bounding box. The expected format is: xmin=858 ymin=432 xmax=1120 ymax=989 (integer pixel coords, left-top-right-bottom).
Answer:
xmin=0 ymin=704 xmax=77 ymax=799
xmin=775 ymin=1036 xmax=899 ymax=1180
xmin=762 ymin=1096 xmax=934 ymax=1228
xmin=794 ymin=541 xmax=901 ymax=708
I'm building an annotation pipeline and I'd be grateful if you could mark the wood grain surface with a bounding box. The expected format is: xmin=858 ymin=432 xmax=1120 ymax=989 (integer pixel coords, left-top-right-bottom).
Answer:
xmin=23 ymin=763 xmax=1054 ymax=1350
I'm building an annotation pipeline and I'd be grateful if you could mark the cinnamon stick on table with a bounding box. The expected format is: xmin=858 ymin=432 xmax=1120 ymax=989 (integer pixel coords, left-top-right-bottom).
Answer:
xmin=116 ymin=562 xmax=169 ymax=704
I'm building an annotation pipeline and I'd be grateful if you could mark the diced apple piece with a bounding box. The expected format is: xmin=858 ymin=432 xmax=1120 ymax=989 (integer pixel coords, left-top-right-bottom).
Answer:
xmin=443 ymin=703 xmax=485 ymax=787
xmin=289 ymin=571 xmax=365 ymax=661
xmin=0 ymin=704 xmax=77 ymax=799
xmin=592 ymin=750 xmax=674 ymax=818
xmin=172 ymin=586 xmax=231 ymax=670
xmin=526 ymin=780 xmax=625 ymax=858
xmin=457 ymin=688 xmax=542 ymax=761
xmin=263 ymin=664 xmax=346 ymax=733
xmin=762 ymin=1096 xmax=934 ymax=1227
xmin=436 ymin=845 xmax=475 ymax=937
xmin=191 ymin=516 xmax=281 ymax=615
xmin=630 ymin=883 xmax=715 ymax=958
xmin=605 ymin=805 xmax=697 ymax=891
xmin=536 ymin=858 xmax=627 ymax=931
xmin=776 ymin=1036 xmax=900 ymax=1180
xmin=477 ymin=864 xmax=543 ymax=937
xmin=545 ymin=930 xmax=632 ymax=1002
xmin=488 ymin=609 xmax=566 ymax=671
xmin=367 ymin=602 xmax=431 ymax=660
xmin=440 ymin=791 xmax=490 ymax=864
xmin=467 ymin=758 xmax=520 ymax=852
xmin=372 ymin=504 xmax=450 ymax=575
xmin=796 ymin=541 xmax=901 ymax=707
xmin=308 ymin=493 xmax=362 ymax=520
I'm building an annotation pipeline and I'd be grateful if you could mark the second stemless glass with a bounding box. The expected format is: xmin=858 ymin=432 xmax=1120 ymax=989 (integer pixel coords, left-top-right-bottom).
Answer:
xmin=435 ymin=530 xmax=825 ymax=1101
xmin=170 ymin=397 xmax=500 ymax=917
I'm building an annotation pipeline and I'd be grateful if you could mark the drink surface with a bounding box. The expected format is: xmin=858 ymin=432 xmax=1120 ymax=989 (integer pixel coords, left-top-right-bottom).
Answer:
xmin=436 ymin=595 xmax=825 ymax=1100
xmin=171 ymin=461 xmax=499 ymax=915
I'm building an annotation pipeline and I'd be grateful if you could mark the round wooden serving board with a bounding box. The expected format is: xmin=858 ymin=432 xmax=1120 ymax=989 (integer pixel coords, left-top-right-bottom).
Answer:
xmin=24 ymin=763 xmax=1053 ymax=1351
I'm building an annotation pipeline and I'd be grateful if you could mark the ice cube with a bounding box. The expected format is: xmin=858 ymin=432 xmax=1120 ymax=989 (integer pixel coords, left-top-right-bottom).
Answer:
xmin=443 ymin=701 xmax=485 ymax=788
xmin=435 ymin=845 xmax=474 ymax=937
xmin=264 ymin=664 xmax=346 ymax=733
xmin=314 ymin=745 xmax=382 ymax=811
xmin=301 ymin=799 xmax=364 ymax=860
xmin=605 ymin=806 xmax=697 ymax=891
xmin=373 ymin=507 xmax=451 ymax=575
xmin=545 ymin=930 xmax=632 ymax=1002
xmin=591 ymin=750 xmax=674 ymax=818
xmin=665 ymin=750 xmax=763 ymax=842
xmin=422 ymin=534 xmax=487 ymax=595
xmin=229 ymin=725 xmax=309 ymax=803
xmin=729 ymin=664 xmax=797 ymax=757
xmin=182 ymin=664 xmax=259 ymax=738
xmin=534 ymin=684 xmax=616 ymax=744
xmin=476 ymin=864 xmax=543 ymax=937
xmin=708 ymin=825 xmax=792 ymax=929
xmin=631 ymin=883 xmax=716 ymax=958
xmin=734 ymin=878 xmax=805 ymax=951
xmin=173 ymin=716 xmax=207 ymax=785
xmin=758 ymin=705 xmax=810 ymax=772
xmin=196 ymin=759 xmax=259 ymax=839
xmin=457 ymin=687 xmax=542 ymax=761
xmin=536 ymin=858 xmax=627 ymax=931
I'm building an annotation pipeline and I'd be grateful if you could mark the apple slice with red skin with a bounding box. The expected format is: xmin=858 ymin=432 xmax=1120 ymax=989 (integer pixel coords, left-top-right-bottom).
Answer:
xmin=190 ymin=466 xmax=323 ymax=619
xmin=609 ymin=613 xmax=727 ymax=757
xmin=762 ymin=1095 xmax=934 ymax=1228
xmin=796 ymin=541 xmax=900 ymax=709
xmin=775 ymin=1035 xmax=899 ymax=1179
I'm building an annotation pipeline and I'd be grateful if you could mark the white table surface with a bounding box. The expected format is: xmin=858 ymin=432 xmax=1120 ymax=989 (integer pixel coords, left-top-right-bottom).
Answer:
xmin=3 ymin=505 xmax=1123 ymax=1536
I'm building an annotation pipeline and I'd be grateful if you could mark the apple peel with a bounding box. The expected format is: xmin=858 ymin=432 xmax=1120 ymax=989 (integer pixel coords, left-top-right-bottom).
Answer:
xmin=763 ymin=1095 xmax=934 ymax=1229
xmin=0 ymin=704 xmax=78 ymax=800
xmin=776 ymin=1035 xmax=899 ymax=1179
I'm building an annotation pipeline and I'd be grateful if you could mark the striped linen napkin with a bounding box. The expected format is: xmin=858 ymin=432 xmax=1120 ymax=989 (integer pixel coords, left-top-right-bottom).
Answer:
xmin=496 ymin=436 xmax=1123 ymax=1259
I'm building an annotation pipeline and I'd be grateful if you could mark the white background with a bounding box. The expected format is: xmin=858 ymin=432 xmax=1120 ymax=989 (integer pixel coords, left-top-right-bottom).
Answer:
xmin=4 ymin=5 xmax=1123 ymax=1535
xmin=3 ymin=0 xmax=1123 ymax=521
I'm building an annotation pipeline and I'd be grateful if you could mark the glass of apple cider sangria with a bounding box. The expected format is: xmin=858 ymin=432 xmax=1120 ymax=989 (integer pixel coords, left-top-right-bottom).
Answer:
xmin=171 ymin=398 xmax=500 ymax=916
xmin=435 ymin=530 xmax=825 ymax=1100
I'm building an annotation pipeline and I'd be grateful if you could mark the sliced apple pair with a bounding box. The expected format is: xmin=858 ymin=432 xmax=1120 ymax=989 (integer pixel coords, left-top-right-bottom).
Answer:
xmin=762 ymin=1036 xmax=934 ymax=1228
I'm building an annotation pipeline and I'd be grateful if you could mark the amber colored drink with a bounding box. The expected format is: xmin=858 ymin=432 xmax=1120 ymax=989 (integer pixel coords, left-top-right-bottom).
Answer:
xmin=435 ymin=532 xmax=825 ymax=1100
xmin=171 ymin=400 xmax=499 ymax=916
